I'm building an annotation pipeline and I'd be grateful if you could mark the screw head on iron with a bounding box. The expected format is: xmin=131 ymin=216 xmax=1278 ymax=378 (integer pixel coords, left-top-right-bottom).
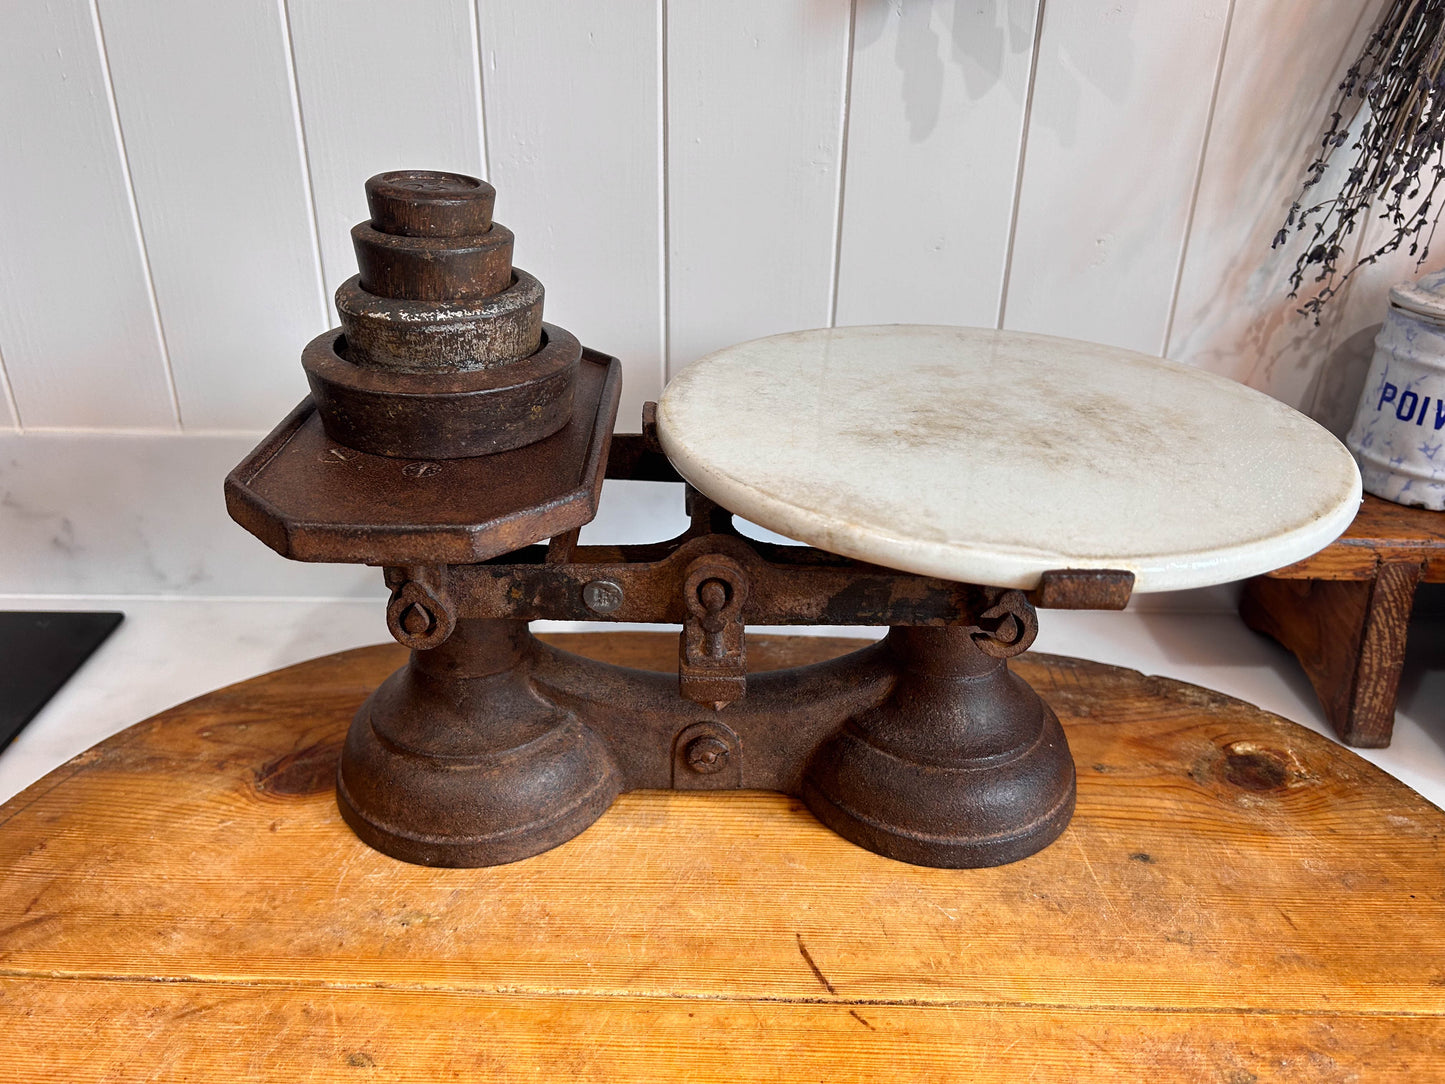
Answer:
xmin=684 ymin=735 xmax=730 ymax=774
xmin=582 ymin=579 xmax=624 ymax=614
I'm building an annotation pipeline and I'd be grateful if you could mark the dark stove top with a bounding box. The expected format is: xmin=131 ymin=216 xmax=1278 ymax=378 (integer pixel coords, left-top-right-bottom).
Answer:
xmin=0 ymin=611 xmax=123 ymax=751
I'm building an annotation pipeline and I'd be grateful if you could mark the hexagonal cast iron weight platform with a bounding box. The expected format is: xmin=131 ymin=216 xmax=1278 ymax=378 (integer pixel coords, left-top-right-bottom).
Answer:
xmin=227 ymin=171 xmax=1134 ymax=869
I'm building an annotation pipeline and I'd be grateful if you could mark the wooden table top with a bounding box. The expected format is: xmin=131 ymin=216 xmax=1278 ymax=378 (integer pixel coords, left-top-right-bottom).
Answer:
xmin=656 ymin=325 xmax=1362 ymax=592
xmin=1266 ymin=493 xmax=1445 ymax=581
xmin=2 ymin=632 xmax=1442 ymax=1081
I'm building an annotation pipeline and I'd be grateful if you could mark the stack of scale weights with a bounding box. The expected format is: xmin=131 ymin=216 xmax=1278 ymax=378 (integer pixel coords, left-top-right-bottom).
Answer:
xmin=301 ymin=170 xmax=582 ymax=459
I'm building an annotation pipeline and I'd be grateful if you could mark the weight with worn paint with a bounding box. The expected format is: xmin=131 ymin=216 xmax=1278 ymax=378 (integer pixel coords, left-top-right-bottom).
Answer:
xmin=302 ymin=322 xmax=580 ymax=460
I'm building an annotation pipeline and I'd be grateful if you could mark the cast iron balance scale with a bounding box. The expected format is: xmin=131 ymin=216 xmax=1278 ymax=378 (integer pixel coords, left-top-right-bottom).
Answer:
xmin=227 ymin=172 xmax=1361 ymax=870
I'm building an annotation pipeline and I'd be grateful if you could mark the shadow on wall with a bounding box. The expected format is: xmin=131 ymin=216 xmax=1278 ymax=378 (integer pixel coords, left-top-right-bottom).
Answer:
xmin=853 ymin=0 xmax=1042 ymax=141
xmin=1025 ymin=0 xmax=1136 ymax=149
xmin=1306 ymin=322 xmax=1380 ymax=439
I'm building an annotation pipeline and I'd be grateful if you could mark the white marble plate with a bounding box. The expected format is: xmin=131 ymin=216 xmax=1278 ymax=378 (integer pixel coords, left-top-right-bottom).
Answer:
xmin=656 ymin=325 xmax=1362 ymax=592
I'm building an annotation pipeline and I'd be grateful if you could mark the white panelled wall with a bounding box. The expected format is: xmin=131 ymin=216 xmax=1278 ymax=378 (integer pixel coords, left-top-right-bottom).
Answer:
xmin=0 ymin=0 xmax=1426 ymax=601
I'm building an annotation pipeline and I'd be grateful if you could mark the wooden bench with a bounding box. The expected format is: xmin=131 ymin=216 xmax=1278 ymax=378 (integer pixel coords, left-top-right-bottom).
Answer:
xmin=1241 ymin=494 xmax=1445 ymax=747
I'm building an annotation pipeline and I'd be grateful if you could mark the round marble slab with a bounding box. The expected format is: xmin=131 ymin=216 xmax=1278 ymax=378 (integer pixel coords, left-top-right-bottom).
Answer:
xmin=656 ymin=325 xmax=1362 ymax=592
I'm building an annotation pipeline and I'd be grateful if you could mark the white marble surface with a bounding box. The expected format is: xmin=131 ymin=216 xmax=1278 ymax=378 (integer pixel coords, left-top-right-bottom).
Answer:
xmin=659 ymin=326 xmax=1363 ymax=592
xmin=0 ymin=430 xmax=381 ymax=598
xmin=1 ymin=596 xmax=1440 ymax=817
xmin=0 ymin=432 xmax=701 ymax=600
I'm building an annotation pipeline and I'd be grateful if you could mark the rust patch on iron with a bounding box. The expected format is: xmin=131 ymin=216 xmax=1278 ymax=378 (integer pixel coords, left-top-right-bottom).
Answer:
xmin=1029 ymin=568 xmax=1134 ymax=610
xmin=255 ymin=739 xmax=342 ymax=796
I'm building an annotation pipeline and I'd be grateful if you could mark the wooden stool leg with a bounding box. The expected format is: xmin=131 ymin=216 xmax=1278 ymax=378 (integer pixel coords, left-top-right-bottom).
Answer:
xmin=1240 ymin=559 xmax=1424 ymax=748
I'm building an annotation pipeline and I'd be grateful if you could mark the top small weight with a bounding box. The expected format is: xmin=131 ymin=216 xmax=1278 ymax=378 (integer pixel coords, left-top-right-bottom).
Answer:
xmin=366 ymin=170 xmax=495 ymax=238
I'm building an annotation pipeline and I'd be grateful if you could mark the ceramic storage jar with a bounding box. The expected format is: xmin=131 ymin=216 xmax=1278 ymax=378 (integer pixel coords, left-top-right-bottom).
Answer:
xmin=1346 ymin=269 xmax=1445 ymax=510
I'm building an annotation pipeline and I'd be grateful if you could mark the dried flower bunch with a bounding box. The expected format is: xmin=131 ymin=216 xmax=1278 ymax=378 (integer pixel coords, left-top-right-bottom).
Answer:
xmin=1277 ymin=0 xmax=1445 ymax=319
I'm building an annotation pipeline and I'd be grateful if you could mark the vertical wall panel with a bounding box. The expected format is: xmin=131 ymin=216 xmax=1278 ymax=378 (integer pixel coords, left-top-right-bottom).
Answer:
xmin=289 ymin=0 xmax=486 ymax=306
xmin=0 ymin=0 xmax=174 ymax=429
xmin=479 ymin=0 xmax=663 ymax=432
xmin=837 ymin=0 xmax=1039 ymax=328
xmin=1170 ymin=0 xmax=1387 ymax=414
xmin=667 ymin=1 xmax=852 ymax=371
xmin=97 ymin=0 xmax=327 ymax=430
xmin=0 ymin=348 xmax=16 ymax=430
xmin=1003 ymin=0 xmax=1231 ymax=355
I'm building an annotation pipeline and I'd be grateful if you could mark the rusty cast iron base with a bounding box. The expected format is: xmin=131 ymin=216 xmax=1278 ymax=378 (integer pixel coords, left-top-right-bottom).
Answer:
xmin=335 ymin=617 xmax=1075 ymax=869
xmin=802 ymin=626 xmax=1075 ymax=868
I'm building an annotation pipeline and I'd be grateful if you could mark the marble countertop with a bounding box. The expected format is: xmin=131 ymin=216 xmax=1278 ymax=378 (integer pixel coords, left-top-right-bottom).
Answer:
xmin=2 ymin=596 xmax=1440 ymax=814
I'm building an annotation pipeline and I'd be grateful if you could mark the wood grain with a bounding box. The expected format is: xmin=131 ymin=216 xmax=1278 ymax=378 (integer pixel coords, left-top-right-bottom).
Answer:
xmin=1241 ymin=496 xmax=1442 ymax=748
xmin=1 ymin=633 xmax=1442 ymax=1080
xmin=1263 ymin=495 xmax=1445 ymax=581
xmin=2 ymin=978 xmax=1441 ymax=1082
xmin=1242 ymin=560 xmax=1425 ymax=746
xmin=1349 ymin=559 xmax=1428 ymax=743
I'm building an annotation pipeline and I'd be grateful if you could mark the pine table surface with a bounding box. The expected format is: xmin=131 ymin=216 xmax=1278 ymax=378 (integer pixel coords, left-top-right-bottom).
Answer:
xmin=1 ymin=632 xmax=1441 ymax=1081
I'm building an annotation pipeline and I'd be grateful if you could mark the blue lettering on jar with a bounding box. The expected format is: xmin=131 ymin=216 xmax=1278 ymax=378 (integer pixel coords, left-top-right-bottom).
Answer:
xmin=1396 ymin=390 xmax=1419 ymax=421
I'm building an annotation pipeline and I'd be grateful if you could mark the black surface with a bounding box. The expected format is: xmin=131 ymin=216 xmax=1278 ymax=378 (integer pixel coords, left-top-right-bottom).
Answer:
xmin=0 ymin=611 xmax=123 ymax=751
